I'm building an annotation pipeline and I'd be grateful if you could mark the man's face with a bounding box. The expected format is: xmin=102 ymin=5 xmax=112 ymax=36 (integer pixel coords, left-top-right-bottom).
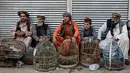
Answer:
xmin=112 ymin=15 xmax=120 ymax=23
xmin=20 ymin=13 xmax=28 ymax=22
xmin=37 ymin=18 xmax=44 ymax=24
xmin=84 ymin=22 xmax=91 ymax=29
xmin=63 ymin=16 xmax=70 ymax=23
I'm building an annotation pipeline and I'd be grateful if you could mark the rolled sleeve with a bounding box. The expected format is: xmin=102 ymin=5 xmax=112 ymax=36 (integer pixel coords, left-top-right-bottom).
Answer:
xmin=73 ymin=22 xmax=80 ymax=37
xmin=53 ymin=24 xmax=62 ymax=37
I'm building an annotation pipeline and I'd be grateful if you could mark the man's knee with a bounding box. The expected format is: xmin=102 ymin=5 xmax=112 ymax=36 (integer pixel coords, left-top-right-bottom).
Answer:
xmin=24 ymin=37 xmax=32 ymax=45
xmin=26 ymin=37 xmax=32 ymax=40
xmin=121 ymin=38 xmax=129 ymax=44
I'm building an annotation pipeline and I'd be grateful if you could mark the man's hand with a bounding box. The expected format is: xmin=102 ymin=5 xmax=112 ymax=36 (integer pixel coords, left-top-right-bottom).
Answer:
xmin=82 ymin=37 xmax=89 ymax=41
xmin=19 ymin=31 xmax=25 ymax=37
xmin=45 ymin=38 xmax=50 ymax=41
xmin=72 ymin=36 xmax=76 ymax=43
xmin=114 ymin=38 xmax=119 ymax=42
xmin=95 ymin=39 xmax=100 ymax=44
xmin=39 ymin=38 xmax=46 ymax=42
xmin=15 ymin=31 xmax=21 ymax=36
xmin=39 ymin=37 xmax=49 ymax=42
xmin=15 ymin=31 xmax=25 ymax=37
xmin=52 ymin=37 xmax=57 ymax=44
xmin=113 ymin=37 xmax=119 ymax=42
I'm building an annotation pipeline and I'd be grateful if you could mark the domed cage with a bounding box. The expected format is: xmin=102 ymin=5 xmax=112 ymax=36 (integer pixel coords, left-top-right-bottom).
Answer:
xmin=33 ymin=40 xmax=57 ymax=72
xmin=80 ymin=40 xmax=100 ymax=67
xmin=103 ymin=41 xmax=125 ymax=70
xmin=58 ymin=39 xmax=79 ymax=68
xmin=0 ymin=38 xmax=26 ymax=59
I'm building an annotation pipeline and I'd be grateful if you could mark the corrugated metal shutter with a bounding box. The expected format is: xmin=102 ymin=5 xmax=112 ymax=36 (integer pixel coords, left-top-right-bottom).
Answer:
xmin=0 ymin=0 xmax=67 ymax=38
xmin=72 ymin=0 xmax=129 ymax=33
xmin=0 ymin=0 xmax=129 ymax=37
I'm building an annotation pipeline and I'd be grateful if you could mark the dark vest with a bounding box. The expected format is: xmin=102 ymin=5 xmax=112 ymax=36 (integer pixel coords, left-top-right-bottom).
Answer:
xmin=127 ymin=20 xmax=130 ymax=39
xmin=127 ymin=20 xmax=130 ymax=30
xmin=35 ymin=23 xmax=48 ymax=37
xmin=16 ymin=21 xmax=30 ymax=31
xmin=101 ymin=19 xmax=124 ymax=40
xmin=59 ymin=21 xmax=75 ymax=37
xmin=83 ymin=27 xmax=93 ymax=37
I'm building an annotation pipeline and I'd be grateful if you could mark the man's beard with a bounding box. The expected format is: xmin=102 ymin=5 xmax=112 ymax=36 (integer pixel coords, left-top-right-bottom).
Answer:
xmin=20 ymin=19 xmax=27 ymax=23
xmin=110 ymin=19 xmax=119 ymax=36
xmin=37 ymin=23 xmax=43 ymax=26
xmin=63 ymin=19 xmax=70 ymax=24
xmin=111 ymin=19 xmax=119 ymax=30
xmin=112 ymin=19 xmax=119 ymax=24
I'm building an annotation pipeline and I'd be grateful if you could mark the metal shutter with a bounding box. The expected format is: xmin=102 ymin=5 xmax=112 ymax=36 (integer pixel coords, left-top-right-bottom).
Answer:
xmin=72 ymin=0 xmax=129 ymax=32
xmin=0 ymin=0 xmax=129 ymax=37
xmin=0 ymin=0 xmax=67 ymax=38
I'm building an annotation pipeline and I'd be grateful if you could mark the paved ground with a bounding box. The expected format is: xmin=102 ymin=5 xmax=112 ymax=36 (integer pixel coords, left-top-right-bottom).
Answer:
xmin=0 ymin=52 xmax=130 ymax=73
xmin=0 ymin=65 xmax=130 ymax=73
xmin=0 ymin=57 xmax=130 ymax=73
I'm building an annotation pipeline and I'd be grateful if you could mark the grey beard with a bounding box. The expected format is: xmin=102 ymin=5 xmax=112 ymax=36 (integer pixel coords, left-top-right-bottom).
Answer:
xmin=37 ymin=23 xmax=43 ymax=26
xmin=111 ymin=19 xmax=119 ymax=24
xmin=114 ymin=20 xmax=119 ymax=24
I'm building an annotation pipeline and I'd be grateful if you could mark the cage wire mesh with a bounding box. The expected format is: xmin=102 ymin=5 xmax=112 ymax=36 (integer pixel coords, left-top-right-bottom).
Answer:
xmin=33 ymin=40 xmax=57 ymax=72
xmin=0 ymin=38 xmax=26 ymax=59
xmin=103 ymin=41 xmax=125 ymax=70
xmin=80 ymin=40 xmax=100 ymax=67
xmin=58 ymin=39 xmax=79 ymax=68
xmin=0 ymin=38 xmax=26 ymax=67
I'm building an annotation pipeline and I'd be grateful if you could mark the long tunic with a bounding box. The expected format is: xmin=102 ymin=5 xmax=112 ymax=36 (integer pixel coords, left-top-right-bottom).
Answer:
xmin=11 ymin=22 xmax=33 ymax=49
xmin=97 ymin=21 xmax=129 ymax=59
xmin=53 ymin=21 xmax=80 ymax=48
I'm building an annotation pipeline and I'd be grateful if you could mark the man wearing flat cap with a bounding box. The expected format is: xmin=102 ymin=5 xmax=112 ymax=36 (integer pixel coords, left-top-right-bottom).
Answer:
xmin=52 ymin=12 xmax=80 ymax=48
xmin=33 ymin=15 xmax=50 ymax=46
xmin=97 ymin=12 xmax=130 ymax=65
xmin=11 ymin=11 xmax=34 ymax=50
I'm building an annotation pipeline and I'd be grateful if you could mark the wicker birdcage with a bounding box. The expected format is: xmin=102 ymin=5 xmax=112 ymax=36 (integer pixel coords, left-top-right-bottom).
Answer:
xmin=0 ymin=38 xmax=26 ymax=59
xmin=0 ymin=38 xmax=26 ymax=67
xmin=80 ymin=40 xmax=100 ymax=67
xmin=58 ymin=39 xmax=79 ymax=68
xmin=34 ymin=40 xmax=57 ymax=72
xmin=0 ymin=58 xmax=17 ymax=67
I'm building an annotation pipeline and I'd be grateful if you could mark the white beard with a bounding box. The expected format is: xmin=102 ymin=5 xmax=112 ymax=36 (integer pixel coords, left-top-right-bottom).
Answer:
xmin=37 ymin=23 xmax=43 ymax=26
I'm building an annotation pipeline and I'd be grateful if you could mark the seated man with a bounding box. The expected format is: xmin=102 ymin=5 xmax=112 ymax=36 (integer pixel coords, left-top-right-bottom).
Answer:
xmin=80 ymin=17 xmax=100 ymax=67
xmin=52 ymin=12 xmax=80 ymax=48
xmin=80 ymin=17 xmax=97 ymax=41
xmin=33 ymin=15 xmax=50 ymax=46
xmin=97 ymin=12 xmax=130 ymax=65
xmin=11 ymin=11 xmax=33 ymax=50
